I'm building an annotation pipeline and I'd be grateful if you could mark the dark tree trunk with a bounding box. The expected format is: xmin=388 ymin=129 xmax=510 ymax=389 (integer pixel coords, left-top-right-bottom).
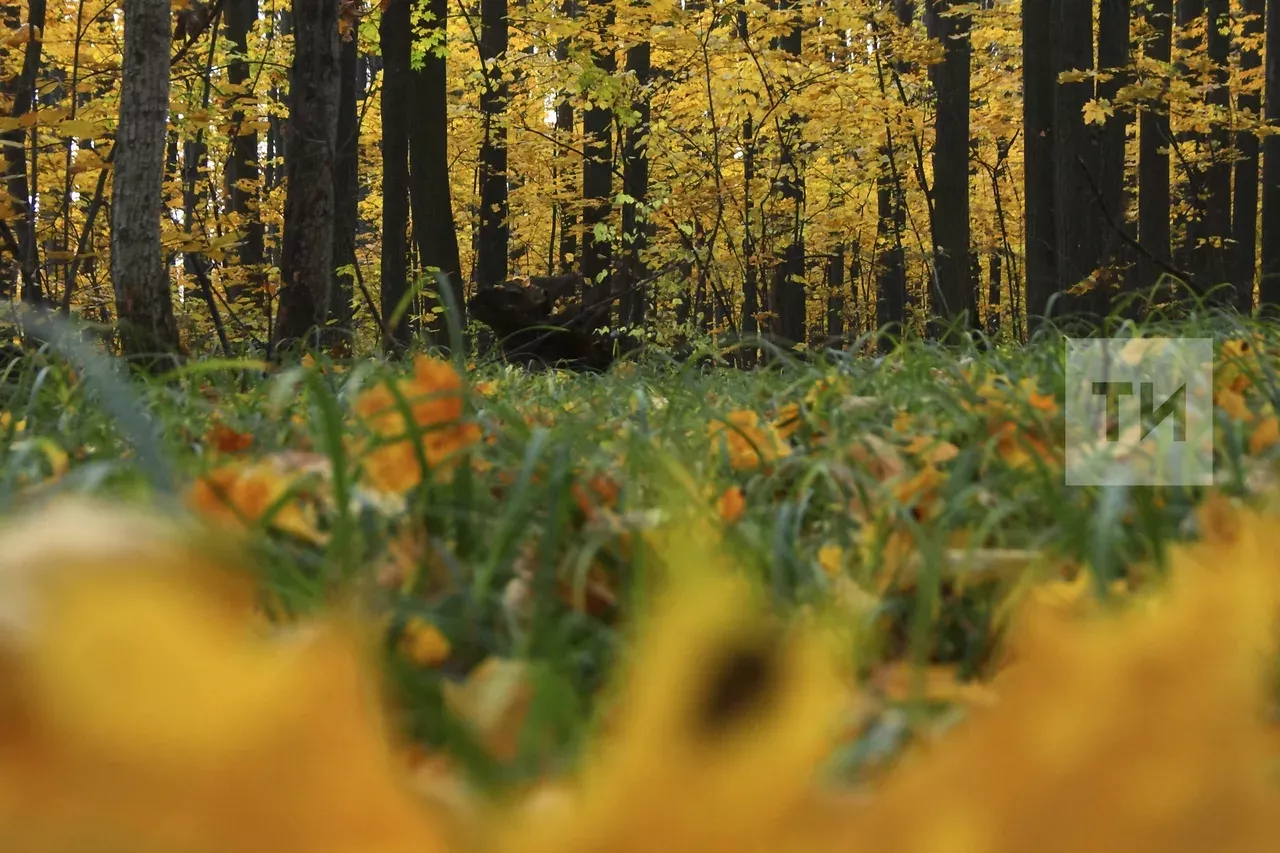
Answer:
xmin=771 ymin=0 xmax=806 ymax=346
xmin=580 ymin=1 xmax=615 ymax=326
xmin=874 ymin=0 xmax=911 ymax=344
xmin=1262 ymin=0 xmax=1280 ymax=309
xmin=274 ymin=0 xmax=341 ymax=352
xmin=1234 ymin=0 xmax=1265 ymax=313
xmin=1097 ymin=0 xmax=1131 ymax=291
xmin=225 ymin=0 xmax=265 ymax=306
xmin=113 ymin=0 xmax=179 ymax=362
xmin=380 ymin=0 xmax=412 ymax=350
xmin=555 ymin=0 xmax=577 ymax=277
xmin=926 ymin=0 xmax=973 ymax=339
xmin=1200 ymin=0 xmax=1232 ymax=295
xmin=1139 ymin=0 xmax=1173 ymax=298
xmin=408 ymin=0 xmax=465 ymax=343
xmin=2 ymin=0 xmax=45 ymax=305
xmin=329 ymin=31 xmax=359 ymax=349
xmin=1053 ymin=0 xmax=1104 ymax=321
xmin=1173 ymin=0 xmax=1204 ymax=277
xmin=618 ymin=38 xmax=650 ymax=329
xmin=987 ymin=250 xmax=1001 ymax=337
xmin=476 ymin=0 xmax=509 ymax=290
xmin=738 ymin=5 xmax=758 ymax=365
xmin=826 ymin=243 xmax=845 ymax=342
xmin=1023 ymin=0 xmax=1056 ymax=329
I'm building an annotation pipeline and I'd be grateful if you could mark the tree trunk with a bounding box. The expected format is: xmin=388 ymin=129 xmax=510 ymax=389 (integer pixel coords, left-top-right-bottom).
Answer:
xmin=1200 ymin=0 xmax=1232 ymax=295
xmin=225 ymin=0 xmax=265 ymax=306
xmin=826 ymin=243 xmax=845 ymax=342
xmin=274 ymin=0 xmax=340 ymax=352
xmin=1023 ymin=0 xmax=1056 ymax=329
xmin=1138 ymin=0 xmax=1173 ymax=298
xmin=738 ymin=5 xmax=758 ymax=365
xmin=618 ymin=38 xmax=650 ymax=329
xmin=926 ymin=0 xmax=973 ymax=339
xmin=580 ymin=1 xmax=615 ymax=326
xmin=408 ymin=0 xmax=465 ymax=343
xmin=380 ymin=0 xmax=412 ymax=351
xmin=3 ymin=0 xmax=45 ymax=305
xmin=770 ymin=0 xmax=806 ymax=346
xmin=326 ymin=31 xmax=358 ymax=350
xmin=1259 ymin=0 xmax=1280 ymax=310
xmin=476 ymin=0 xmax=509 ymax=290
xmin=1097 ymin=0 xmax=1131 ymax=295
xmin=555 ymin=1 xmax=577 ymax=277
xmin=1053 ymin=0 xmax=1104 ymax=321
xmin=112 ymin=0 xmax=179 ymax=364
xmin=1233 ymin=0 xmax=1265 ymax=313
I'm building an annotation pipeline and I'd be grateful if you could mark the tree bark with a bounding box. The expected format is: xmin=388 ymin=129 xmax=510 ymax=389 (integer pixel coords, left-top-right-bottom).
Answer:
xmin=926 ymin=0 xmax=974 ymax=339
xmin=1233 ymin=0 xmax=1265 ymax=313
xmin=580 ymin=0 xmax=615 ymax=326
xmin=330 ymin=30 xmax=358 ymax=349
xmin=1138 ymin=0 xmax=1173 ymax=298
xmin=380 ymin=0 xmax=412 ymax=350
xmin=2 ymin=0 xmax=45 ymax=305
xmin=1200 ymin=0 xmax=1232 ymax=295
xmin=408 ymin=0 xmax=465 ymax=344
xmin=476 ymin=0 xmax=509 ymax=290
xmin=1097 ymin=0 xmax=1131 ymax=295
xmin=1022 ymin=0 xmax=1056 ymax=329
xmin=770 ymin=0 xmax=806 ymax=346
xmin=826 ymin=243 xmax=845 ymax=342
xmin=112 ymin=0 xmax=180 ymax=364
xmin=618 ymin=38 xmax=650 ymax=329
xmin=1052 ymin=0 xmax=1103 ymax=321
xmin=225 ymin=0 xmax=265 ymax=306
xmin=1259 ymin=0 xmax=1280 ymax=309
xmin=274 ymin=0 xmax=340 ymax=353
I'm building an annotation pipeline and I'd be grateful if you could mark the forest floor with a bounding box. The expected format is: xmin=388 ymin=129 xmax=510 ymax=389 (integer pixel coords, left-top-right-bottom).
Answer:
xmin=4 ymin=314 xmax=1280 ymax=849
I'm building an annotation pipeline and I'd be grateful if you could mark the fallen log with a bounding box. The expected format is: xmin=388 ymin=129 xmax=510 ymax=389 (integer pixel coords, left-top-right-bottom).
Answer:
xmin=469 ymin=280 xmax=632 ymax=372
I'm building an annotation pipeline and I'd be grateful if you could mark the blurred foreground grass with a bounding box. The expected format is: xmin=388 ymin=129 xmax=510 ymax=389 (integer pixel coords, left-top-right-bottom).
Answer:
xmin=3 ymin=315 xmax=1280 ymax=851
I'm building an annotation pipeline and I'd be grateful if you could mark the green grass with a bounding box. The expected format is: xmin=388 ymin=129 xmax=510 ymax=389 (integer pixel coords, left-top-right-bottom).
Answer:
xmin=2 ymin=308 xmax=1277 ymax=793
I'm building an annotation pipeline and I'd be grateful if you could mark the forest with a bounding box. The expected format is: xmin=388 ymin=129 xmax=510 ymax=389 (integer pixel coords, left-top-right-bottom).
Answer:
xmin=1 ymin=0 xmax=1277 ymax=356
xmin=7 ymin=2 xmax=1280 ymax=851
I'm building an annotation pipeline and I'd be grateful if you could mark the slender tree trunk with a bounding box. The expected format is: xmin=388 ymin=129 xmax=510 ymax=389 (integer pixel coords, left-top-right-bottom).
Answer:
xmin=619 ymin=37 xmax=650 ymax=329
xmin=738 ymin=5 xmax=758 ymax=365
xmin=329 ymin=31 xmax=358 ymax=350
xmin=1054 ymin=0 xmax=1104 ymax=321
xmin=112 ymin=0 xmax=179 ymax=363
xmin=1173 ymin=0 xmax=1204 ymax=276
xmin=274 ymin=0 xmax=341 ymax=352
xmin=1200 ymin=0 xmax=1232 ymax=295
xmin=555 ymin=0 xmax=577 ymax=277
xmin=408 ymin=0 xmax=464 ymax=343
xmin=3 ymin=0 xmax=46 ymax=305
xmin=926 ymin=0 xmax=973 ymax=338
xmin=225 ymin=0 xmax=265 ymax=306
xmin=1234 ymin=0 xmax=1265 ymax=313
xmin=1023 ymin=0 xmax=1056 ymax=329
xmin=987 ymin=250 xmax=1001 ymax=336
xmin=874 ymin=0 xmax=911 ymax=344
xmin=1139 ymin=0 xmax=1173 ymax=298
xmin=476 ymin=0 xmax=509 ymax=290
xmin=770 ymin=0 xmax=806 ymax=346
xmin=1097 ymin=0 xmax=1131 ymax=296
xmin=380 ymin=0 xmax=412 ymax=350
xmin=826 ymin=243 xmax=845 ymax=342
xmin=1262 ymin=0 xmax=1280 ymax=309
xmin=580 ymin=1 xmax=615 ymax=325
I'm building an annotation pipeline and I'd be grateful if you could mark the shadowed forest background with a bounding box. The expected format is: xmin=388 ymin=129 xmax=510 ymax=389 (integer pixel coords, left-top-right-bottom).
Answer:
xmin=0 ymin=0 xmax=1277 ymax=358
